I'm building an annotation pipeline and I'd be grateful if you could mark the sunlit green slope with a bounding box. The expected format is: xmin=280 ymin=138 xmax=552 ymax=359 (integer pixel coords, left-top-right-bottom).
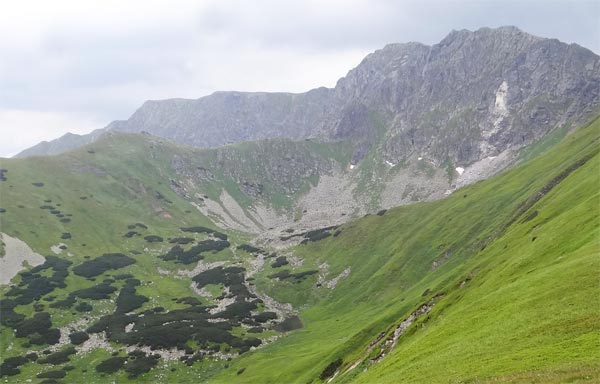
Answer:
xmin=209 ymin=117 xmax=599 ymax=383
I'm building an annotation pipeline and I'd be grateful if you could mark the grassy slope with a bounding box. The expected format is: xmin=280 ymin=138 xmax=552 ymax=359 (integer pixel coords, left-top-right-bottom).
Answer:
xmin=0 ymin=118 xmax=597 ymax=383
xmin=209 ymin=117 xmax=599 ymax=383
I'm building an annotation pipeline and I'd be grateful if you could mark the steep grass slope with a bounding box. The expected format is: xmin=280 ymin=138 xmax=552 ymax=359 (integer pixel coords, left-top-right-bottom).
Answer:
xmin=209 ymin=117 xmax=599 ymax=383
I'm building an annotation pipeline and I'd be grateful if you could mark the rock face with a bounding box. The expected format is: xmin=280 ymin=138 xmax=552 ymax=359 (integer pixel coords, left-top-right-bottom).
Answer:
xmin=17 ymin=26 xmax=599 ymax=164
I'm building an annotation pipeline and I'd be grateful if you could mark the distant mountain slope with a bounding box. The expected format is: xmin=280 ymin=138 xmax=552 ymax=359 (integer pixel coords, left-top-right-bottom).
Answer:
xmin=18 ymin=26 xmax=600 ymax=170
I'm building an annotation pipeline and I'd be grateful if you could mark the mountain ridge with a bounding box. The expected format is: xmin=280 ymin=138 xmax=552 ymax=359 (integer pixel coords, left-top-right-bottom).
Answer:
xmin=16 ymin=26 xmax=600 ymax=163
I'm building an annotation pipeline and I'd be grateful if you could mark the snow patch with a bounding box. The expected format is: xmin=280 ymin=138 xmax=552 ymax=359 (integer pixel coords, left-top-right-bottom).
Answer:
xmin=349 ymin=164 xmax=356 ymax=170
xmin=385 ymin=160 xmax=395 ymax=167
xmin=455 ymin=167 xmax=465 ymax=175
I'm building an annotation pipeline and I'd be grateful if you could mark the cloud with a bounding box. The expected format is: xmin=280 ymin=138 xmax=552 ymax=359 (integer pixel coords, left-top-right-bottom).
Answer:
xmin=0 ymin=0 xmax=598 ymax=156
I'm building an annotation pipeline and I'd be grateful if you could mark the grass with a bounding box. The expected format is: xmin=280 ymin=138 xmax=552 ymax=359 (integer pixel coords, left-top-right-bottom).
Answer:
xmin=0 ymin=116 xmax=598 ymax=383
xmin=207 ymin=116 xmax=600 ymax=383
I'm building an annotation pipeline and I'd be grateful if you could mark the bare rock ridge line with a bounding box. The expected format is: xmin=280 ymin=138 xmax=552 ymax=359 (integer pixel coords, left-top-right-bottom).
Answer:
xmin=17 ymin=26 xmax=599 ymax=167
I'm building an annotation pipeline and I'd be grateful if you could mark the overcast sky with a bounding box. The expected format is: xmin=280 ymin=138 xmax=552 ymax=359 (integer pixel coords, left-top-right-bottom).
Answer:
xmin=0 ymin=0 xmax=598 ymax=157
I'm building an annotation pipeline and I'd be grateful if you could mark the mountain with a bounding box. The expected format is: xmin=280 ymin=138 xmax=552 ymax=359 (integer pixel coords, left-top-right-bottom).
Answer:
xmin=18 ymin=26 xmax=599 ymax=169
xmin=1 ymin=26 xmax=599 ymax=383
xmin=1 ymin=113 xmax=598 ymax=382
xmin=14 ymin=27 xmax=599 ymax=232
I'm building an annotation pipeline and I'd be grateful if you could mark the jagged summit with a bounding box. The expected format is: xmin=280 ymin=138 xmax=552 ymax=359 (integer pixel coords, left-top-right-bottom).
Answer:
xmin=17 ymin=26 xmax=599 ymax=164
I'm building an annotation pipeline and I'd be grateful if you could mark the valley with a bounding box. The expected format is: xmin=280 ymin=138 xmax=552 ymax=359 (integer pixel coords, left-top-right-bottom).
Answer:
xmin=1 ymin=26 xmax=599 ymax=383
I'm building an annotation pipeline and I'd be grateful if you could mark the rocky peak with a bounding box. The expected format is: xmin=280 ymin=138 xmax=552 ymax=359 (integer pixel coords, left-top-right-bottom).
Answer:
xmin=16 ymin=27 xmax=599 ymax=170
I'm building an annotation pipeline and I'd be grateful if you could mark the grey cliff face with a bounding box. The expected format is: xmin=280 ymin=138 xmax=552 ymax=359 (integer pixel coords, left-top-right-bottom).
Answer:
xmin=16 ymin=26 xmax=600 ymax=168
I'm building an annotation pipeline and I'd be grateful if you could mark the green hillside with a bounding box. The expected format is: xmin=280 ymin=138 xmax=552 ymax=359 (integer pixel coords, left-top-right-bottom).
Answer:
xmin=0 ymin=117 xmax=598 ymax=383
xmin=209 ymin=116 xmax=600 ymax=383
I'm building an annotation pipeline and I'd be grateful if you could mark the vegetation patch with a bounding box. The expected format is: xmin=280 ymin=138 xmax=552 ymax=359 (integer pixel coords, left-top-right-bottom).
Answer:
xmin=169 ymin=237 xmax=194 ymax=244
xmin=254 ymin=311 xmax=277 ymax=323
xmin=0 ymin=356 xmax=29 ymax=377
xmin=180 ymin=226 xmax=215 ymax=234
xmin=237 ymin=244 xmax=263 ymax=254
xmin=144 ymin=235 xmax=163 ymax=243
xmin=69 ymin=331 xmax=89 ymax=345
xmin=115 ymin=278 xmax=149 ymax=314
xmin=37 ymin=346 xmax=77 ymax=365
xmin=36 ymin=370 xmax=67 ymax=379
xmin=124 ymin=351 xmax=160 ymax=378
xmin=95 ymin=356 xmax=127 ymax=374
xmin=271 ymin=256 xmax=289 ymax=268
xmin=273 ymin=316 xmax=303 ymax=332
xmin=268 ymin=269 xmax=318 ymax=281
xmin=319 ymin=358 xmax=343 ymax=380
xmin=73 ymin=253 xmax=135 ymax=278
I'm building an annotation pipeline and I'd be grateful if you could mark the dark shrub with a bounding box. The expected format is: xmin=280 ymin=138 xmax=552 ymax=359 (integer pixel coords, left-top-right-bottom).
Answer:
xmin=254 ymin=312 xmax=277 ymax=323
xmin=123 ymin=231 xmax=138 ymax=238
xmin=237 ymin=367 xmax=246 ymax=375
xmin=69 ymin=331 xmax=89 ymax=345
xmin=163 ymin=240 xmax=230 ymax=265
xmin=74 ymin=281 xmax=117 ymax=300
xmin=14 ymin=312 xmax=52 ymax=338
xmin=292 ymin=270 xmax=318 ymax=280
xmin=175 ymin=297 xmax=201 ymax=306
xmin=73 ymin=253 xmax=135 ymax=278
xmin=144 ymin=235 xmax=163 ymax=243
xmin=273 ymin=316 xmax=303 ymax=332
xmin=193 ymin=266 xmax=244 ymax=288
xmin=180 ymin=226 xmax=215 ymax=234
xmin=32 ymin=182 xmax=44 ymax=187
xmin=0 ymin=356 xmax=29 ymax=377
xmin=28 ymin=328 xmax=61 ymax=345
xmin=0 ymin=299 xmax=24 ymax=327
xmin=244 ymin=337 xmax=262 ymax=348
xmin=212 ymin=232 xmax=228 ymax=240
xmin=237 ymin=244 xmax=262 ymax=253
xmin=319 ymin=358 xmax=343 ymax=380
xmin=213 ymin=301 xmax=257 ymax=320
xmin=113 ymin=273 xmax=134 ymax=280
xmin=37 ymin=346 xmax=77 ymax=364
xmin=268 ymin=270 xmax=291 ymax=280
xmin=95 ymin=356 xmax=127 ymax=374
xmin=75 ymin=302 xmax=93 ymax=312
xmin=116 ymin=279 xmax=148 ymax=314
xmin=25 ymin=352 xmax=38 ymax=361
xmin=271 ymin=256 xmax=288 ymax=268
xmin=124 ymin=354 xmax=159 ymax=378
xmin=377 ymin=209 xmax=387 ymax=216
xmin=169 ymin=237 xmax=194 ymax=244
xmin=37 ymin=370 xmax=66 ymax=379
xmin=61 ymin=233 xmax=71 ymax=239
